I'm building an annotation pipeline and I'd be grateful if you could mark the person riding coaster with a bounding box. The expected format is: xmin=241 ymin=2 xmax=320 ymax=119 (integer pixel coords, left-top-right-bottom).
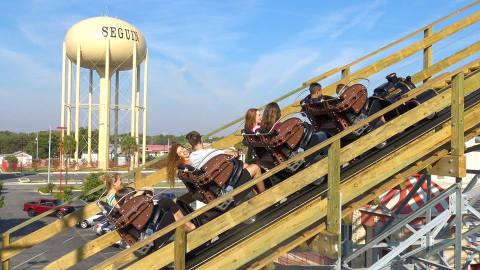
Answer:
xmin=176 ymin=153 xmax=257 ymax=212
xmin=96 ymin=187 xmax=199 ymax=256
xmin=301 ymin=73 xmax=437 ymax=144
xmin=242 ymin=115 xmax=321 ymax=173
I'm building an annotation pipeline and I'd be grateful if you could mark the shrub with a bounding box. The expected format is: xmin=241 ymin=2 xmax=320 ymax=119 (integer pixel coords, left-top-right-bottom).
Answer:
xmin=82 ymin=173 xmax=105 ymax=202
xmin=53 ymin=186 xmax=74 ymax=202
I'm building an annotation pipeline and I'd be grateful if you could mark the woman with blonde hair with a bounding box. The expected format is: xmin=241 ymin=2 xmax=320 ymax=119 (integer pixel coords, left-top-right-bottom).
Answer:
xmin=104 ymin=173 xmax=122 ymax=207
xmin=166 ymin=142 xmax=191 ymax=187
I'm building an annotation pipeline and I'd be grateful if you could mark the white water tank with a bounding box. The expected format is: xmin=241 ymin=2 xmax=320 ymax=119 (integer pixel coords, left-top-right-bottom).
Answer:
xmin=64 ymin=16 xmax=147 ymax=71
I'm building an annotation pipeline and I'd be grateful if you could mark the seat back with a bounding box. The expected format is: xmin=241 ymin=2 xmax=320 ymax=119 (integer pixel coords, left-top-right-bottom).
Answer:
xmin=337 ymin=84 xmax=368 ymax=114
xmin=269 ymin=117 xmax=305 ymax=149
xmin=177 ymin=154 xmax=237 ymax=203
xmin=113 ymin=194 xmax=154 ymax=231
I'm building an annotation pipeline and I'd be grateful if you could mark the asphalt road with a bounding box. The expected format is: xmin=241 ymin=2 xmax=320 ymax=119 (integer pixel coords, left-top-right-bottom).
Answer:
xmin=0 ymin=173 xmax=186 ymax=269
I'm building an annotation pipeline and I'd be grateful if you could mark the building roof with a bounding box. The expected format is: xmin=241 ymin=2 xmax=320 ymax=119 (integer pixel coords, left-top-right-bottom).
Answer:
xmin=146 ymin=145 xmax=170 ymax=152
xmin=0 ymin=151 xmax=32 ymax=158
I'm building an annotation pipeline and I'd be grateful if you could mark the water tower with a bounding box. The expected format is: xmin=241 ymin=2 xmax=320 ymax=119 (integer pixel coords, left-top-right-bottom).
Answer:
xmin=60 ymin=16 xmax=149 ymax=170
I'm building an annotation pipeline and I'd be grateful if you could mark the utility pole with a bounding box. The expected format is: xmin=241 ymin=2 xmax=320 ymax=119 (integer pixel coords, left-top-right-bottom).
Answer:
xmin=36 ymin=132 xmax=39 ymax=160
xmin=47 ymin=127 xmax=51 ymax=185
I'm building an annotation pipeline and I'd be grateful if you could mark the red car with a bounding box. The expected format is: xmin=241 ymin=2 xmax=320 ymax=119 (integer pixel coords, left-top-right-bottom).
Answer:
xmin=23 ymin=199 xmax=75 ymax=219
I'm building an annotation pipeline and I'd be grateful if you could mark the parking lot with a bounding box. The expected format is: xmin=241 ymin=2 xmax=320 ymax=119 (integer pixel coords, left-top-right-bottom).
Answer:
xmin=0 ymin=181 xmax=121 ymax=269
xmin=0 ymin=174 xmax=187 ymax=269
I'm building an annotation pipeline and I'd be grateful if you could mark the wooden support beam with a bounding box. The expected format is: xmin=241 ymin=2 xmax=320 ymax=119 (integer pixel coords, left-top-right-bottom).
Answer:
xmin=423 ymin=26 xmax=433 ymax=83
xmin=43 ymin=232 xmax=123 ymax=270
xmin=2 ymin=233 xmax=10 ymax=270
xmin=324 ymin=139 xmax=341 ymax=260
xmin=432 ymin=72 xmax=467 ymax=177
xmin=174 ymin=226 xmax=186 ymax=270
xmin=341 ymin=67 xmax=350 ymax=80
xmin=451 ymin=72 xmax=465 ymax=157
xmin=431 ymin=155 xmax=467 ymax=177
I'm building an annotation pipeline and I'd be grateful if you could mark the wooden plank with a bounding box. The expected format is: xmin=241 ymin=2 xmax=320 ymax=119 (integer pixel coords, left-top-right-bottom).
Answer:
xmin=2 ymin=233 xmax=10 ymax=270
xmin=327 ymin=139 xmax=341 ymax=234
xmin=411 ymin=42 xmax=480 ymax=84
xmin=115 ymin=73 xmax=480 ymax=270
xmin=451 ymin=72 xmax=465 ymax=156
xmin=197 ymin=110 xmax=480 ymax=270
xmin=174 ymin=226 xmax=186 ymax=270
xmin=42 ymin=232 xmax=122 ymax=270
xmin=326 ymin=139 xmax=341 ymax=260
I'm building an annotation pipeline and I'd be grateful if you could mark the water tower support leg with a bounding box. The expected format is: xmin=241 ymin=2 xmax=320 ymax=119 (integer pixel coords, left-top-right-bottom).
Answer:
xmin=87 ymin=69 xmax=92 ymax=165
xmin=142 ymin=50 xmax=148 ymax=165
xmin=130 ymin=41 xmax=137 ymax=171
xmin=74 ymin=42 xmax=81 ymax=164
xmin=67 ymin=60 xmax=72 ymax=135
xmin=60 ymin=42 xmax=66 ymax=135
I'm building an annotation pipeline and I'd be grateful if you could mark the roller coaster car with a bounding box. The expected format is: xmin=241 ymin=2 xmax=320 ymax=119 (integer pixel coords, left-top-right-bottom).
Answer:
xmin=242 ymin=117 xmax=318 ymax=173
xmin=177 ymin=154 xmax=255 ymax=212
xmin=96 ymin=192 xmax=171 ymax=250
xmin=301 ymin=73 xmax=437 ymax=142
xmin=97 ymin=191 xmax=206 ymax=256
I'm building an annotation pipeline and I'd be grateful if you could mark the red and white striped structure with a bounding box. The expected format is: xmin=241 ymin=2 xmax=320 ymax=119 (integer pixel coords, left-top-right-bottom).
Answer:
xmin=361 ymin=174 xmax=449 ymax=226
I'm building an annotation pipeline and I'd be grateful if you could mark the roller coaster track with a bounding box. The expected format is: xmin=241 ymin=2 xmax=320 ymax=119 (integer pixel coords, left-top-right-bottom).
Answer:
xmin=1 ymin=2 xmax=480 ymax=269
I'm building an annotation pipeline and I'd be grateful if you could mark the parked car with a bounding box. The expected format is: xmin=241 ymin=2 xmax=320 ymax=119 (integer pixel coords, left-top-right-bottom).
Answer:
xmin=93 ymin=218 xmax=115 ymax=236
xmin=23 ymin=199 xmax=75 ymax=218
xmin=77 ymin=213 xmax=104 ymax=229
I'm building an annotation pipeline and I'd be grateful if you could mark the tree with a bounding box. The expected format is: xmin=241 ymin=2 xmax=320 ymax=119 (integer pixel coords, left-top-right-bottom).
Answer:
xmin=63 ymin=135 xmax=76 ymax=186
xmin=121 ymin=135 xmax=138 ymax=171
xmin=5 ymin=155 xmax=18 ymax=171
xmin=82 ymin=173 xmax=105 ymax=202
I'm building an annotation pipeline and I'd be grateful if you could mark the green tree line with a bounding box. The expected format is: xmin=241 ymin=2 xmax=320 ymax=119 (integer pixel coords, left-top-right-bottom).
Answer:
xmin=0 ymin=130 xmax=223 ymax=159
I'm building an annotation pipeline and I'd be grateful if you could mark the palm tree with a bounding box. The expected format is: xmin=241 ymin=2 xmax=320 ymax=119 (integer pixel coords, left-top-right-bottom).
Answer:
xmin=63 ymin=135 xmax=76 ymax=186
xmin=121 ymin=135 xmax=138 ymax=171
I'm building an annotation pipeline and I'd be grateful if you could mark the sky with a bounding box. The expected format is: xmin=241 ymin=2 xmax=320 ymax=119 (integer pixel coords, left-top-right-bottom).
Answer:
xmin=0 ymin=0 xmax=478 ymax=135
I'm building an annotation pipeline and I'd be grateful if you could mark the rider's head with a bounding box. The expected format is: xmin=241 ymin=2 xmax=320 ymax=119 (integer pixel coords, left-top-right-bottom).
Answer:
xmin=186 ymin=131 xmax=202 ymax=150
xmin=309 ymin=83 xmax=322 ymax=99
xmin=260 ymin=102 xmax=281 ymax=131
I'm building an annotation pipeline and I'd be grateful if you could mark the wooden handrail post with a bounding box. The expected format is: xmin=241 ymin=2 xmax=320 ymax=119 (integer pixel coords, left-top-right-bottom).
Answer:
xmin=451 ymin=72 xmax=465 ymax=158
xmin=423 ymin=26 xmax=433 ymax=83
xmin=341 ymin=67 xmax=350 ymax=80
xmin=431 ymin=72 xmax=466 ymax=178
xmin=326 ymin=139 xmax=341 ymax=265
xmin=2 ymin=233 xmax=10 ymax=270
xmin=174 ymin=226 xmax=186 ymax=270
xmin=451 ymin=72 xmax=465 ymax=270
